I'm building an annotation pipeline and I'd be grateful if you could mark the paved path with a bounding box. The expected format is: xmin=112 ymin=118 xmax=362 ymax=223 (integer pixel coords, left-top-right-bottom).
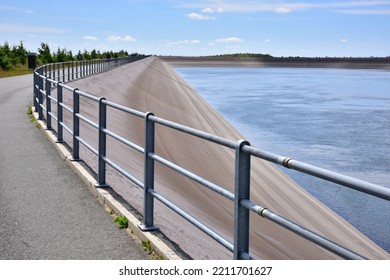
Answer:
xmin=0 ymin=74 xmax=149 ymax=259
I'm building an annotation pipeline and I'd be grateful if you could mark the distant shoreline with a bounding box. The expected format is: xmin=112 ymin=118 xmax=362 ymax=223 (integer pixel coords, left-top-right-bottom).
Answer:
xmin=161 ymin=56 xmax=390 ymax=69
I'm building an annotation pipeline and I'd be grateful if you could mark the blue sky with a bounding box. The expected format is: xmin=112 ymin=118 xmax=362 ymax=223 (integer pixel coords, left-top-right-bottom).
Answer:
xmin=1 ymin=0 xmax=390 ymax=57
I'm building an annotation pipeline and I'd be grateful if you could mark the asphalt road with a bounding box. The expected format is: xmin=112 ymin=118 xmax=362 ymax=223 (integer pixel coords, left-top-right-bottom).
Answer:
xmin=0 ymin=74 xmax=148 ymax=259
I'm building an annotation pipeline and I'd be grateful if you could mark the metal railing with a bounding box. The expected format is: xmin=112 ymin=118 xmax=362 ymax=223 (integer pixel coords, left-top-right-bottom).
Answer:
xmin=33 ymin=57 xmax=390 ymax=260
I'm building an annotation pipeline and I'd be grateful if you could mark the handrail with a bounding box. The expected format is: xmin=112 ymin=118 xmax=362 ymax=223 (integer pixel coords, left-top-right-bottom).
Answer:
xmin=32 ymin=57 xmax=389 ymax=260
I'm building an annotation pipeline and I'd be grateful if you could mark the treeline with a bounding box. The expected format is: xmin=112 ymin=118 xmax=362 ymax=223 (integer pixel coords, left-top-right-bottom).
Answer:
xmin=0 ymin=41 xmax=28 ymax=70
xmin=37 ymin=43 xmax=135 ymax=64
xmin=0 ymin=41 xmax=140 ymax=70
xmin=211 ymin=53 xmax=273 ymax=58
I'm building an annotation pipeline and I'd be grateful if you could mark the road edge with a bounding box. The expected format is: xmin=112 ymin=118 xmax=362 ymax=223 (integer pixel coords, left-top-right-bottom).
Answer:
xmin=33 ymin=112 xmax=183 ymax=260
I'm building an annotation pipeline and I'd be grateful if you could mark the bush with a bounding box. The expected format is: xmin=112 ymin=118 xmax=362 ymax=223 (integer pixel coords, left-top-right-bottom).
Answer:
xmin=0 ymin=41 xmax=27 ymax=70
xmin=0 ymin=54 xmax=14 ymax=70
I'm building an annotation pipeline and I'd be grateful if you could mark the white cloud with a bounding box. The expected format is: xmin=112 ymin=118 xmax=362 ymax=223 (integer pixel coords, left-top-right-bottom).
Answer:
xmin=106 ymin=35 xmax=136 ymax=42
xmin=83 ymin=36 xmax=98 ymax=40
xmin=265 ymin=39 xmax=271 ymax=43
xmin=215 ymin=37 xmax=243 ymax=43
xmin=181 ymin=1 xmax=390 ymax=15
xmin=340 ymin=38 xmax=348 ymax=43
xmin=170 ymin=40 xmax=201 ymax=45
xmin=187 ymin=12 xmax=216 ymax=20
xmin=202 ymin=7 xmax=214 ymax=13
xmin=180 ymin=1 xmax=307 ymax=13
xmin=202 ymin=7 xmax=225 ymax=13
xmin=25 ymin=10 xmax=34 ymax=14
xmin=123 ymin=35 xmax=137 ymax=42
xmin=275 ymin=6 xmax=292 ymax=14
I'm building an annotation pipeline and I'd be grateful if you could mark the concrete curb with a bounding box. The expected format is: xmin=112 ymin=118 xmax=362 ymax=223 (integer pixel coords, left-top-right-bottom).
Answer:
xmin=33 ymin=112 xmax=183 ymax=260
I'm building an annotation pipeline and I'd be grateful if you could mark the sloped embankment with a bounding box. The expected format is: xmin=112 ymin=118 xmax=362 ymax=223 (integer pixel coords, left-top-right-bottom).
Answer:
xmin=67 ymin=56 xmax=389 ymax=259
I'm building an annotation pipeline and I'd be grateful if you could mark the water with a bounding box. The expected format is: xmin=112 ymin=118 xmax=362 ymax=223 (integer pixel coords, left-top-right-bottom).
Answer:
xmin=175 ymin=66 xmax=390 ymax=252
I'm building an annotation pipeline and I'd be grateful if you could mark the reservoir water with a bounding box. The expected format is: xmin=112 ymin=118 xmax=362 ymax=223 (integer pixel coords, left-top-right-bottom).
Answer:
xmin=175 ymin=66 xmax=390 ymax=252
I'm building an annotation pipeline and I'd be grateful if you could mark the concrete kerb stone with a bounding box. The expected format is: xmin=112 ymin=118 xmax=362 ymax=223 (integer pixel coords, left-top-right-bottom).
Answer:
xmin=33 ymin=112 xmax=183 ymax=260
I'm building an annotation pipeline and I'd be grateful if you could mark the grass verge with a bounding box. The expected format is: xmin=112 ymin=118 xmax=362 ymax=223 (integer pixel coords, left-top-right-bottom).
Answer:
xmin=0 ymin=67 xmax=33 ymax=78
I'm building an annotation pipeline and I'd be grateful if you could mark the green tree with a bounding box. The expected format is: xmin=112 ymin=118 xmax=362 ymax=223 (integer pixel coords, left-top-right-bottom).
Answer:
xmin=66 ymin=50 xmax=74 ymax=61
xmin=76 ymin=50 xmax=83 ymax=61
xmin=90 ymin=49 xmax=98 ymax=59
xmin=0 ymin=41 xmax=13 ymax=70
xmin=82 ymin=49 xmax=91 ymax=60
xmin=118 ymin=50 xmax=129 ymax=57
xmin=55 ymin=47 xmax=67 ymax=62
xmin=13 ymin=41 xmax=27 ymax=65
xmin=0 ymin=41 xmax=29 ymax=70
xmin=38 ymin=42 xmax=53 ymax=64
xmin=1 ymin=41 xmax=11 ymax=55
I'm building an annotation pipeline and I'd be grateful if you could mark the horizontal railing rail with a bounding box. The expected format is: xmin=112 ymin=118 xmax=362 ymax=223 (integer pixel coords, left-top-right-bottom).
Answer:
xmin=32 ymin=57 xmax=390 ymax=260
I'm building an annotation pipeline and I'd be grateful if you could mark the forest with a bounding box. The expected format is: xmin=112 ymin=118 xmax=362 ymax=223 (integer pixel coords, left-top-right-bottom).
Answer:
xmin=0 ymin=41 xmax=136 ymax=71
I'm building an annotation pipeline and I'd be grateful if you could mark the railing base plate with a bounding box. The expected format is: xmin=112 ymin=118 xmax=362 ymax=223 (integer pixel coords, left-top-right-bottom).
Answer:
xmin=94 ymin=183 xmax=110 ymax=189
xmin=138 ymin=224 xmax=160 ymax=232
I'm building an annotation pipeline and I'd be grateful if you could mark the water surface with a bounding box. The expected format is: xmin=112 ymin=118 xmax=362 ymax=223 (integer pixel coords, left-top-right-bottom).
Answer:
xmin=176 ymin=66 xmax=390 ymax=252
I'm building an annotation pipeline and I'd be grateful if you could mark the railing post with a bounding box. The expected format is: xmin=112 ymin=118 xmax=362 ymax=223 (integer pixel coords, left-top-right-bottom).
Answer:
xmin=57 ymin=82 xmax=63 ymax=142
xmin=139 ymin=112 xmax=159 ymax=231
xmin=234 ymin=139 xmax=252 ymax=260
xmin=96 ymin=97 xmax=109 ymax=188
xmin=68 ymin=62 xmax=70 ymax=82
xmin=33 ymin=71 xmax=38 ymax=111
xmin=57 ymin=63 xmax=60 ymax=82
xmin=45 ymin=78 xmax=52 ymax=129
xmin=72 ymin=61 xmax=75 ymax=80
xmin=38 ymin=71 xmax=43 ymax=120
xmin=72 ymin=88 xmax=80 ymax=160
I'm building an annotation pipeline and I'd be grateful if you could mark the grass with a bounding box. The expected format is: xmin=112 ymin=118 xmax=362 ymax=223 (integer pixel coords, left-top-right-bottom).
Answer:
xmin=26 ymin=105 xmax=33 ymax=115
xmin=26 ymin=105 xmax=41 ymax=128
xmin=110 ymin=210 xmax=163 ymax=259
xmin=0 ymin=66 xmax=33 ymax=78
xmin=142 ymin=240 xmax=153 ymax=254
xmin=113 ymin=216 xmax=129 ymax=229
xmin=141 ymin=240 xmax=163 ymax=259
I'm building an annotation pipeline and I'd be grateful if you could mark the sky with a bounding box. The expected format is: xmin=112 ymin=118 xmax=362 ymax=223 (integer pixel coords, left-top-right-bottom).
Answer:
xmin=1 ymin=0 xmax=390 ymax=57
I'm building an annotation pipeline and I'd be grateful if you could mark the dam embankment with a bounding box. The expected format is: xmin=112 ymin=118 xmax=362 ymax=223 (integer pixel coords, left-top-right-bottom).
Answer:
xmin=161 ymin=56 xmax=390 ymax=69
xmin=64 ymin=56 xmax=389 ymax=259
